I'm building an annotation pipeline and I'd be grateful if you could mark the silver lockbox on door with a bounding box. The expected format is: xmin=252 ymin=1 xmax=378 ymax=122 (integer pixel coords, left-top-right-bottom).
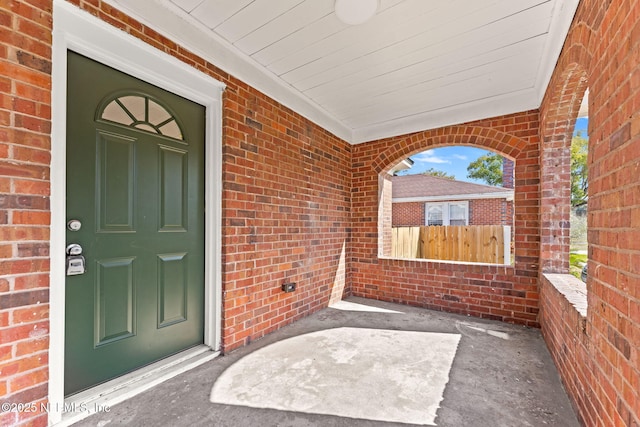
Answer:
xmin=66 ymin=243 xmax=86 ymax=276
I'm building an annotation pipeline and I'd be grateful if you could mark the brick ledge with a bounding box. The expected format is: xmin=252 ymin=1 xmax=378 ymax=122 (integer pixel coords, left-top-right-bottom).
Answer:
xmin=379 ymin=255 xmax=512 ymax=267
xmin=543 ymin=273 xmax=588 ymax=317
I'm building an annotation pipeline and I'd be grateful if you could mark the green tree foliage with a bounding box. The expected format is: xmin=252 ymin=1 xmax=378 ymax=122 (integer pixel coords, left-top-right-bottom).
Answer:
xmin=571 ymin=134 xmax=588 ymax=207
xmin=421 ymin=168 xmax=455 ymax=180
xmin=466 ymin=153 xmax=503 ymax=186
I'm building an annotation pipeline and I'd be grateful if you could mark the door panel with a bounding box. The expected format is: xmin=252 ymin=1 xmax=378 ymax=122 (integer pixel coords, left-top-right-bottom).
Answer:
xmin=96 ymin=257 xmax=136 ymax=345
xmin=96 ymin=132 xmax=136 ymax=232
xmin=65 ymin=51 xmax=206 ymax=395
xmin=157 ymin=253 xmax=188 ymax=327
xmin=159 ymin=146 xmax=188 ymax=231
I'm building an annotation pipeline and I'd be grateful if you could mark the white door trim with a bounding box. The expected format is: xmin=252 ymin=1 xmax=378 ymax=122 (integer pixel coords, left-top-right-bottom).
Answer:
xmin=50 ymin=1 xmax=224 ymax=424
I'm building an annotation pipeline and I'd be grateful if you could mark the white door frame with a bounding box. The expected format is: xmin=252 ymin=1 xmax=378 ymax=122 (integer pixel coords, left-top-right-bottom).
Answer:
xmin=50 ymin=1 xmax=224 ymax=424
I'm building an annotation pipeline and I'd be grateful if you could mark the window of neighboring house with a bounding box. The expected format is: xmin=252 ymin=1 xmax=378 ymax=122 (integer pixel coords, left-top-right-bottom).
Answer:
xmin=425 ymin=201 xmax=469 ymax=226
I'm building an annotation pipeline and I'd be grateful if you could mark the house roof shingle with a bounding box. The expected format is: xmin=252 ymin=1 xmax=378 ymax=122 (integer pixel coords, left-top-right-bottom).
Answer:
xmin=391 ymin=174 xmax=512 ymax=199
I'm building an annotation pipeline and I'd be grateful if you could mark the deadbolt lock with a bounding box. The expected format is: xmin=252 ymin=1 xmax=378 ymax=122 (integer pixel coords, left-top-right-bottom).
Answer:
xmin=67 ymin=219 xmax=82 ymax=232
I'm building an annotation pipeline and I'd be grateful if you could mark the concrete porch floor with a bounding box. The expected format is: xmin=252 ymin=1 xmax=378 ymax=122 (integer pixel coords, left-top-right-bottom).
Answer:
xmin=73 ymin=297 xmax=580 ymax=427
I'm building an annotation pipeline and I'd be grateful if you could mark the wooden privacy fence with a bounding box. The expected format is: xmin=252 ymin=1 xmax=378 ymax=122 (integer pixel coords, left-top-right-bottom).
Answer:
xmin=392 ymin=225 xmax=511 ymax=264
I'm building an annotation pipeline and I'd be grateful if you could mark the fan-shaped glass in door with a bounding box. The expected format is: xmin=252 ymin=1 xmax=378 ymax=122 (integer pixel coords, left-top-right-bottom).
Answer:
xmin=100 ymin=94 xmax=184 ymax=140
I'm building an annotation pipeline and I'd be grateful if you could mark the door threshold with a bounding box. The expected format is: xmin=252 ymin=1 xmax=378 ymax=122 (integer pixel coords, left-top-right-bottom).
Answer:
xmin=55 ymin=345 xmax=219 ymax=426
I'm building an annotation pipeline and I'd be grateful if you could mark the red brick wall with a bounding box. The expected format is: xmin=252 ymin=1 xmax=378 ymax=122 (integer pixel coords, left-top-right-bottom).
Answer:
xmin=470 ymin=199 xmax=513 ymax=226
xmin=352 ymin=111 xmax=541 ymax=325
xmin=221 ymin=86 xmax=351 ymax=349
xmin=539 ymin=276 xmax=592 ymax=424
xmin=538 ymin=0 xmax=640 ymax=425
xmin=502 ymin=158 xmax=515 ymax=189
xmin=392 ymin=202 xmax=423 ymax=226
xmin=392 ymin=199 xmax=513 ymax=227
xmin=0 ymin=0 xmax=52 ymax=426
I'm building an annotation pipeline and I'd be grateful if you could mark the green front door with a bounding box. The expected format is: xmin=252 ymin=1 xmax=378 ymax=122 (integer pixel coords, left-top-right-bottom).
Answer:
xmin=65 ymin=52 xmax=206 ymax=395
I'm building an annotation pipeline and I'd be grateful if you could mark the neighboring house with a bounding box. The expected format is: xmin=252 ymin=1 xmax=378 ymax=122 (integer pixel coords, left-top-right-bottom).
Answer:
xmin=391 ymin=174 xmax=514 ymax=228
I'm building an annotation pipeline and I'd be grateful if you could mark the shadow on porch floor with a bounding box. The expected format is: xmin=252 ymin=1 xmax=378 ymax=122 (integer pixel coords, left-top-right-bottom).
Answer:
xmin=72 ymin=297 xmax=579 ymax=427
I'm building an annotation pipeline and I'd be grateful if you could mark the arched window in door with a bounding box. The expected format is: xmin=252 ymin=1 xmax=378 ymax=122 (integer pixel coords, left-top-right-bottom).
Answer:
xmin=99 ymin=94 xmax=184 ymax=141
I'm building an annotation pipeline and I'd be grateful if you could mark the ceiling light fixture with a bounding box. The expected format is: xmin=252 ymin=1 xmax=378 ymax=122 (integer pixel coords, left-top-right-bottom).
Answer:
xmin=335 ymin=0 xmax=379 ymax=25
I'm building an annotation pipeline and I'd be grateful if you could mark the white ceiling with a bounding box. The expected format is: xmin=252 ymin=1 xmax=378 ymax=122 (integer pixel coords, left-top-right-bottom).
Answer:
xmin=104 ymin=0 xmax=579 ymax=144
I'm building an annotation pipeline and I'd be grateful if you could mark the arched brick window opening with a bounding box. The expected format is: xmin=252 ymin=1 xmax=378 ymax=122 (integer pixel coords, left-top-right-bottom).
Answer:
xmin=539 ymin=65 xmax=589 ymax=274
xmin=569 ymin=90 xmax=589 ymax=279
xmin=374 ymin=126 xmax=532 ymax=268
xmin=385 ymin=147 xmax=516 ymax=264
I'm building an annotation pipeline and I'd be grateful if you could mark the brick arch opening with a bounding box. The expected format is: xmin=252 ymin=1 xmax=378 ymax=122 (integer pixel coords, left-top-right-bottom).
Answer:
xmin=374 ymin=125 xmax=526 ymax=176
xmin=376 ymin=126 xmax=528 ymax=261
xmin=539 ymin=60 xmax=589 ymax=273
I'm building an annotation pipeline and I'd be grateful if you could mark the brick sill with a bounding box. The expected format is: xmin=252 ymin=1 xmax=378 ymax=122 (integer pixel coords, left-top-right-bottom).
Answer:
xmin=543 ymin=273 xmax=588 ymax=317
xmin=378 ymin=255 xmax=513 ymax=268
